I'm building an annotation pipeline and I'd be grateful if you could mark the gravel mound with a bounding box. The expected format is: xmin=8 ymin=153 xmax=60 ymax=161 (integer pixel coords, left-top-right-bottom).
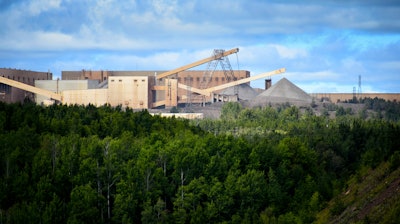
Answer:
xmin=219 ymin=83 xmax=259 ymax=101
xmin=251 ymin=78 xmax=312 ymax=107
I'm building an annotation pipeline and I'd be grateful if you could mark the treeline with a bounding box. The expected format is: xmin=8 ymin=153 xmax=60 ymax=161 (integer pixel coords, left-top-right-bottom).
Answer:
xmin=362 ymin=97 xmax=400 ymax=121
xmin=0 ymin=102 xmax=399 ymax=223
xmin=343 ymin=97 xmax=400 ymax=121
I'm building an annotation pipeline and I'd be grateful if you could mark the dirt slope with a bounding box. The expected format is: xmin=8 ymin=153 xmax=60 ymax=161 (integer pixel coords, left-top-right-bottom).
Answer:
xmin=316 ymin=163 xmax=400 ymax=223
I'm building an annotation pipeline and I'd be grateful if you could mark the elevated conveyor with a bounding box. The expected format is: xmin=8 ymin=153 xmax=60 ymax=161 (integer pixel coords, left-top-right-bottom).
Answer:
xmin=0 ymin=76 xmax=62 ymax=101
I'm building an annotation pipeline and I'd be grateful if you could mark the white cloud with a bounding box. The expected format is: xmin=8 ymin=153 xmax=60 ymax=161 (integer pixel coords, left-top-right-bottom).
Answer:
xmin=376 ymin=61 xmax=400 ymax=71
xmin=297 ymin=81 xmax=382 ymax=94
xmin=285 ymin=71 xmax=342 ymax=82
xmin=26 ymin=0 xmax=62 ymax=16
xmin=0 ymin=30 xmax=72 ymax=50
xmin=299 ymin=82 xmax=355 ymax=93
xmin=151 ymin=0 xmax=178 ymax=17
xmin=273 ymin=45 xmax=308 ymax=59
xmin=51 ymin=48 xmax=220 ymax=73
xmin=0 ymin=0 xmax=398 ymax=92
xmin=340 ymin=58 xmax=367 ymax=74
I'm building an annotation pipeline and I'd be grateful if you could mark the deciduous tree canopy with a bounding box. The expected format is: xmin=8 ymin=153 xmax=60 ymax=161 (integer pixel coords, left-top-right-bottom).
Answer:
xmin=0 ymin=101 xmax=399 ymax=223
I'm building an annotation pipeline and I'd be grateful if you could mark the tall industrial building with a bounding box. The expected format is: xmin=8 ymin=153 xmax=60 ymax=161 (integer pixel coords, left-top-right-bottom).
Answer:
xmin=61 ymin=70 xmax=250 ymax=104
xmin=0 ymin=68 xmax=52 ymax=103
xmin=62 ymin=70 xmax=250 ymax=84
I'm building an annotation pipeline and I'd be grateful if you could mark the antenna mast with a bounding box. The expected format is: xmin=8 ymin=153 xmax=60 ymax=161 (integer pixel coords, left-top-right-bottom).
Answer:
xmin=358 ymin=75 xmax=362 ymax=98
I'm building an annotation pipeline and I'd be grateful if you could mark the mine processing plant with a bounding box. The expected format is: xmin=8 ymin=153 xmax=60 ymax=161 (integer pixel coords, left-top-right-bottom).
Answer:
xmin=0 ymin=48 xmax=286 ymax=109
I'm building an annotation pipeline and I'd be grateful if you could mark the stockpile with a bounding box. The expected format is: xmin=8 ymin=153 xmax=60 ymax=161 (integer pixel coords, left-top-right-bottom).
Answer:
xmin=220 ymin=83 xmax=259 ymax=101
xmin=251 ymin=78 xmax=312 ymax=107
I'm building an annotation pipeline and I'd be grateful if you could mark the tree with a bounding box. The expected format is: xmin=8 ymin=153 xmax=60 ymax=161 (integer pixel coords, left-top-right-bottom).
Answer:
xmin=221 ymin=102 xmax=242 ymax=120
xmin=235 ymin=169 xmax=267 ymax=219
xmin=267 ymin=167 xmax=287 ymax=213
xmin=68 ymin=184 xmax=103 ymax=224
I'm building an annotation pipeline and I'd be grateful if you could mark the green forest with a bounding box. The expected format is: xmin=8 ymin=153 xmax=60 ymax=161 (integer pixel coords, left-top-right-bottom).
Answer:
xmin=0 ymin=100 xmax=399 ymax=223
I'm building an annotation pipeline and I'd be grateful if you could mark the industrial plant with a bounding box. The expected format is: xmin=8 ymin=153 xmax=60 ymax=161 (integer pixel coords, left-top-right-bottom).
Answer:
xmin=1 ymin=47 xmax=399 ymax=117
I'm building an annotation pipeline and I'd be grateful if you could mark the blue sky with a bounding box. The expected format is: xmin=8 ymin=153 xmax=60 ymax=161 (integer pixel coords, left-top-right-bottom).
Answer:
xmin=0 ymin=0 xmax=399 ymax=93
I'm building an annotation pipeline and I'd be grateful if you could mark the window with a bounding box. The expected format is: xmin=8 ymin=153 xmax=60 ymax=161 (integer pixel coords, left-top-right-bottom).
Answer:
xmin=0 ymin=83 xmax=11 ymax=94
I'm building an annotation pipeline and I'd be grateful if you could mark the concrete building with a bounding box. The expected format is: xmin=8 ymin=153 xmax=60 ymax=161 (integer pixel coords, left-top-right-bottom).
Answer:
xmin=107 ymin=76 xmax=154 ymax=108
xmin=61 ymin=70 xmax=250 ymax=104
xmin=35 ymin=79 xmax=99 ymax=105
xmin=62 ymin=70 xmax=249 ymax=84
xmin=55 ymin=76 xmax=155 ymax=108
xmin=0 ymin=68 xmax=52 ymax=103
xmin=62 ymin=70 xmax=108 ymax=81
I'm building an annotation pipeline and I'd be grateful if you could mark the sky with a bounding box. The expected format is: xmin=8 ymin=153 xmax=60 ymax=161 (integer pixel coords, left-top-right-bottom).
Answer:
xmin=0 ymin=0 xmax=399 ymax=93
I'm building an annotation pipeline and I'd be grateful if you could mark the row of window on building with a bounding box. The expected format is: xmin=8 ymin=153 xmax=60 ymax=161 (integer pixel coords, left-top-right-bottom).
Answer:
xmin=158 ymin=76 xmax=242 ymax=82
xmin=1 ymin=75 xmax=48 ymax=83
xmin=110 ymin=79 xmax=147 ymax=82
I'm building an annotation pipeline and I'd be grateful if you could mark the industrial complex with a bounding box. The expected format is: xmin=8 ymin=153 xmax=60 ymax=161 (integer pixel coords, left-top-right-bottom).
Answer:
xmin=1 ymin=48 xmax=399 ymax=115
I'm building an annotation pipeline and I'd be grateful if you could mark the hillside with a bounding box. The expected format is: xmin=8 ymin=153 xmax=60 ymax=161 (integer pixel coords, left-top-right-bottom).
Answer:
xmin=316 ymin=162 xmax=400 ymax=224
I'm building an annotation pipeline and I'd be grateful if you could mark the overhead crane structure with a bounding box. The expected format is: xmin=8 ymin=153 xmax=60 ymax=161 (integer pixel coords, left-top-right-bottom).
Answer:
xmin=155 ymin=48 xmax=239 ymax=80
xmin=199 ymin=49 xmax=237 ymax=90
xmin=152 ymin=47 xmax=239 ymax=107
xmin=195 ymin=49 xmax=237 ymax=106
xmin=152 ymin=67 xmax=286 ymax=108
xmin=152 ymin=48 xmax=285 ymax=108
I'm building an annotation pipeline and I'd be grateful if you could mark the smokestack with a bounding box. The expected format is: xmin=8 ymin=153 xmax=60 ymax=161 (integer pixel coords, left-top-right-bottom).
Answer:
xmin=265 ymin=79 xmax=272 ymax=90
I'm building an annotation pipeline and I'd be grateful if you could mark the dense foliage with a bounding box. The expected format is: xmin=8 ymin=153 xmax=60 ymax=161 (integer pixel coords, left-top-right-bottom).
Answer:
xmin=1 ymin=101 xmax=399 ymax=223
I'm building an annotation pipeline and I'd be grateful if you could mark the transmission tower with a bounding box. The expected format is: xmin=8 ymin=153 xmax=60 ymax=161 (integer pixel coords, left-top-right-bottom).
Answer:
xmin=358 ymin=75 xmax=362 ymax=98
